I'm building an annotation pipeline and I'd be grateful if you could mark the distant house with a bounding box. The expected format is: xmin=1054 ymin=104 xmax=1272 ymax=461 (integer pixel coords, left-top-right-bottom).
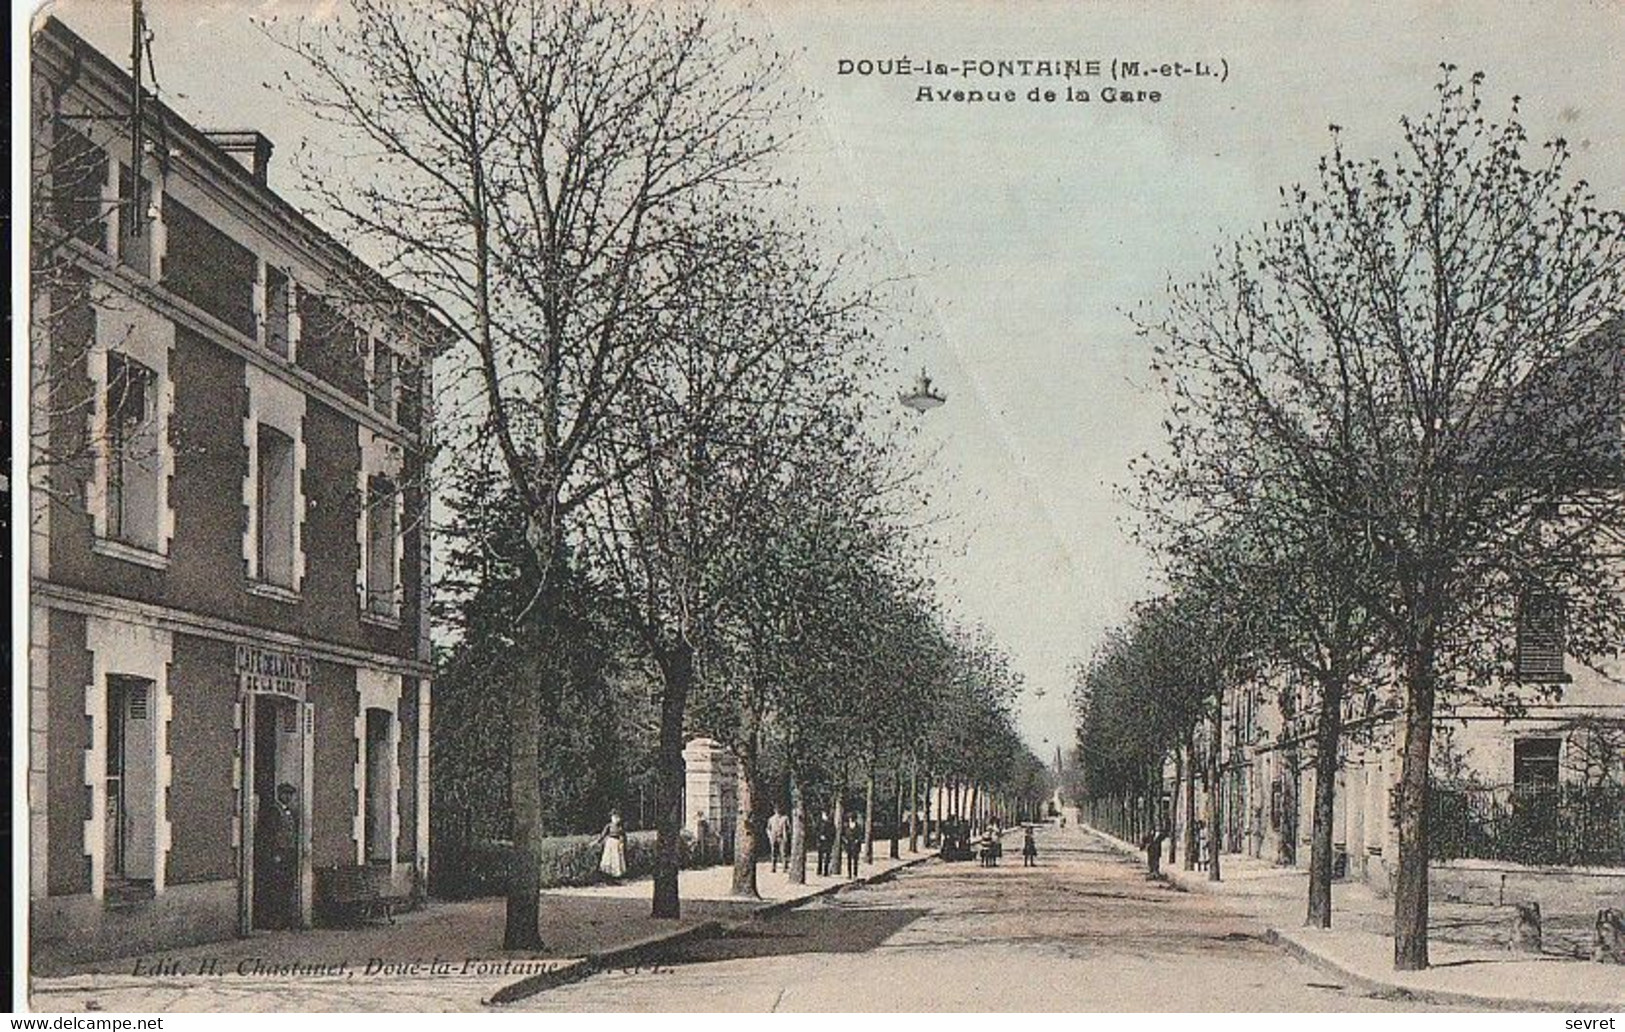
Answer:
xmin=29 ymin=18 xmax=443 ymax=966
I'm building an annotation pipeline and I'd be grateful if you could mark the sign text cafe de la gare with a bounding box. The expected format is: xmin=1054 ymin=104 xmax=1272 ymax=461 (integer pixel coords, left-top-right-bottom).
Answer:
xmin=237 ymin=644 xmax=313 ymax=696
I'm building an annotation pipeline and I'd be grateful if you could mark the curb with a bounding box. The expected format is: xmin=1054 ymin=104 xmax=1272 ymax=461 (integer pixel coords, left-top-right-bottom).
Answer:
xmin=487 ymin=852 xmax=936 ymax=1006
xmin=484 ymin=921 xmax=722 ymax=1005
xmin=1262 ymin=927 xmax=1625 ymax=1012
xmin=1081 ymin=823 xmax=1621 ymax=1012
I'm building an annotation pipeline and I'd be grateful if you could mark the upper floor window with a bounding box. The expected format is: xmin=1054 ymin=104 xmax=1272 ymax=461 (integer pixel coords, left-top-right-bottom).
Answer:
xmin=265 ymin=266 xmax=292 ymax=359
xmin=161 ymin=196 xmax=257 ymax=338
xmin=117 ymin=163 xmax=154 ymax=276
xmin=48 ymin=122 xmax=109 ymax=252
xmin=256 ymin=424 xmax=298 ymax=589
xmin=363 ymin=474 xmax=398 ymax=619
xmin=369 ymin=341 xmax=397 ymax=420
xmin=297 ymin=290 xmax=367 ymax=401
xmin=1515 ymin=589 xmax=1567 ymax=682
xmin=105 ymin=352 xmax=162 ymax=551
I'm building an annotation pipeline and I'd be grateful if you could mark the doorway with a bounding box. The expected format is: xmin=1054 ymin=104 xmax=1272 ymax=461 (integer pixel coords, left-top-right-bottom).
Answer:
xmin=243 ymin=692 xmax=310 ymax=932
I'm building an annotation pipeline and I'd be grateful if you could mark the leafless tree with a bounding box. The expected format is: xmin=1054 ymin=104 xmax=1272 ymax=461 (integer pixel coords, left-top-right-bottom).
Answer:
xmin=1137 ymin=68 xmax=1625 ymax=969
xmin=277 ymin=0 xmax=799 ymax=945
xmin=575 ymin=215 xmax=882 ymax=917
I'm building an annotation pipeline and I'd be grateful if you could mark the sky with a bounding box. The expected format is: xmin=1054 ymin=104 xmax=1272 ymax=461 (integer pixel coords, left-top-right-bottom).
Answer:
xmin=36 ymin=0 xmax=1625 ymax=758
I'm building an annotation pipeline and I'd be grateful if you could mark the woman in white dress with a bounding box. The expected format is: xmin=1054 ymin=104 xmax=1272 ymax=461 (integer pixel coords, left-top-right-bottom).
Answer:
xmin=598 ymin=810 xmax=627 ymax=881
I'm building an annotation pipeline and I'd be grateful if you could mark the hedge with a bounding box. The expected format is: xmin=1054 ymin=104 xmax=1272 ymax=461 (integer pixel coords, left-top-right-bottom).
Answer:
xmin=434 ymin=829 xmax=712 ymax=900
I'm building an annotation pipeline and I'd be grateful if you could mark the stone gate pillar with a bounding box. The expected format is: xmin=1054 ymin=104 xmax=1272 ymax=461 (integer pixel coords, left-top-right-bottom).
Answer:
xmin=683 ymin=737 xmax=738 ymax=862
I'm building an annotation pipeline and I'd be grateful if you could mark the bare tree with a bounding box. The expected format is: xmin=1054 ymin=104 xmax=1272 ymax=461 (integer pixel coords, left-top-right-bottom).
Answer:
xmin=278 ymin=0 xmax=797 ymax=945
xmin=1138 ymin=68 xmax=1625 ymax=969
xmin=577 ymin=216 xmax=880 ymax=917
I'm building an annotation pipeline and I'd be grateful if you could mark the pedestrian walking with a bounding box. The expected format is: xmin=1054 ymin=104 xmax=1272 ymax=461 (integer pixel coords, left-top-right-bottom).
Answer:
xmin=767 ymin=806 xmax=790 ymax=872
xmin=597 ymin=809 xmax=627 ymax=881
xmin=816 ymin=810 xmax=835 ymax=877
xmin=1022 ymin=825 xmax=1038 ymax=867
xmin=843 ymin=813 xmax=862 ymax=877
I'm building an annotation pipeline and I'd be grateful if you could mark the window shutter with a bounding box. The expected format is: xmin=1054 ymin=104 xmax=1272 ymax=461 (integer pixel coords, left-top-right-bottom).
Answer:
xmin=1516 ymin=591 xmax=1566 ymax=681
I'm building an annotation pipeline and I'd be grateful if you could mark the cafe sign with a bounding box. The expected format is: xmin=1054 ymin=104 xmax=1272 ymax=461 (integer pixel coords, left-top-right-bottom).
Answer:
xmin=236 ymin=644 xmax=313 ymax=697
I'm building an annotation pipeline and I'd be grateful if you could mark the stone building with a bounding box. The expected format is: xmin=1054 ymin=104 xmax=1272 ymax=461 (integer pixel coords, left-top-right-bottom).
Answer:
xmin=28 ymin=18 xmax=441 ymax=965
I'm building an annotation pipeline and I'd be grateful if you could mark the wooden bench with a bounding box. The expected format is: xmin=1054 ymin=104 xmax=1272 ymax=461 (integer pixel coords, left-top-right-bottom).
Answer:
xmin=315 ymin=864 xmax=410 ymax=926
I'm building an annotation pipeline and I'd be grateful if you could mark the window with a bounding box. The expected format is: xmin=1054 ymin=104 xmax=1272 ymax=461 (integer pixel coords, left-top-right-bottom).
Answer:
xmin=364 ymin=475 xmax=398 ymax=618
xmin=105 ymin=353 xmax=162 ymax=551
xmin=364 ymin=708 xmax=394 ymax=864
xmin=256 ymin=424 xmax=297 ymax=588
xmin=1513 ymin=738 xmax=1561 ymax=788
xmin=50 ymin=123 xmax=109 ymax=251
xmin=117 ymin=163 xmax=154 ymax=275
xmin=1516 ymin=590 xmax=1567 ymax=682
xmin=161 ymin=197 xmax=257 ymax=337
xmin=105 ymin=675 xmax=157 ymax=887
xmin=297 ymin=291 xmax=367 ymax=399
xmin=369 ymin=342 xmax=397 ymax=419
xmin=265 ymin=266 xmax=291 ymax=358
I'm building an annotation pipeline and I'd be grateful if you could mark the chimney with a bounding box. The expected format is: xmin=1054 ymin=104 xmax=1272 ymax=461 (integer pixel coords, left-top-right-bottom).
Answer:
xmin=201 ymin=129 xmax=274 ymax=186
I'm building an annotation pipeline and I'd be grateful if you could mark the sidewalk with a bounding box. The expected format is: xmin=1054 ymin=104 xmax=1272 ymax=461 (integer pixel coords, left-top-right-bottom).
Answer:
xmin=1084 ymin=823 xmax=1625 ymax=1011
xmin=29 ymin=850 xmax=933 ymax=1013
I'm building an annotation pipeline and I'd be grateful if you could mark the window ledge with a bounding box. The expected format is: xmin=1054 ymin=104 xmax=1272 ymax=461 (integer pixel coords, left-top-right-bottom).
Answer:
xmin=92 ymin=537 xmax=169 ymax=570
xmin=1515 ymin=672 xmax=1573 ymax=685
xmin=360 ymin=607 xmax=402 ymax=630
xmin=248 ymin=580 xmax=301 ymax=604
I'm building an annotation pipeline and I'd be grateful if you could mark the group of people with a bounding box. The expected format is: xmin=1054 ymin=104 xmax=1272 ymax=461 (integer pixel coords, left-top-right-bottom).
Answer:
xmin=935 ymin=816 xmax=1041 ymax=868
xmin=811 ymin=810 xmax=864 ymax=877
xmin=590 ymin=802 xmax=1046 ymax=885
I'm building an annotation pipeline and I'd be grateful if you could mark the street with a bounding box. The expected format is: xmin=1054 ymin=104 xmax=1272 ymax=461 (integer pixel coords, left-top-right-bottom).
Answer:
xmin=516 ymin=825 xmax=1449 ymax=1012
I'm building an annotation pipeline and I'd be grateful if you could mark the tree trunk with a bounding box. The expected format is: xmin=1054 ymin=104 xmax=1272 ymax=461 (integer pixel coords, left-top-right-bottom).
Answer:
xmin=731 ymin=713 xmax=762 ymax=899
xmin=788 ymin=764 xmax=808 ymax=885
xmin=830 ymin=771 xmax=846 ymax=877
xmin=1183 ymin=731 xmax=1198 ymax=872
xmin=909 ymin=762 xmax=920 ymax=853
xmin=966 ymin=784 xmax=979 ymax=830
xmin=502 ymin=664 xmax=544 ymax=950
xmin=652 ymin=641 xmax=693 ymax=919
xmin=1306 ymin=672 xmax=1346 ymax=929
xmin=890 ymin=767 xmax=902 ymax=859
xmin=1393 ymin=606 xmax=1439 ymax=971
xmin=1207 ymin=692 xmax=1223 ymax=882
xmin=864 ymin=768 xmax=876 ymax=865
xmin=1169 ymin=744 xmax=1182 ymax=867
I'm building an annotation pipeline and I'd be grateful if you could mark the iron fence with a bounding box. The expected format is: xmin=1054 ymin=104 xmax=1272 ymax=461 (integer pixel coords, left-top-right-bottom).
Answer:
xmin=1430 ymin=782 xmax=1625 ymax=868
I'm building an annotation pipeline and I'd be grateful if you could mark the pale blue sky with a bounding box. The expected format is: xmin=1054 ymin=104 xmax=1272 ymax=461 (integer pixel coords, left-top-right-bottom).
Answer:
xmin=40 ymin=0 xmax=1625 ymax=755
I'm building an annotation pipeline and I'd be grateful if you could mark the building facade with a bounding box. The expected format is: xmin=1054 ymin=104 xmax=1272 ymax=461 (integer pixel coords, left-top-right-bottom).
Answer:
xmin=29 ymin=19 xmax=439 ymax=966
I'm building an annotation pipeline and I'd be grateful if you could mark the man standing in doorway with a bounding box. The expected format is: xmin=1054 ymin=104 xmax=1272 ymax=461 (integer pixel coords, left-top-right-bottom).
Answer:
xmin=258 ymin=783 xmax=300 ymax=928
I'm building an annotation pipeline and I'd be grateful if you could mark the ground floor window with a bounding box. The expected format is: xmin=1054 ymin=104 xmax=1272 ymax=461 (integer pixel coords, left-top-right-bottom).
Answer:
xmin=364 ymin=707 xmax=394 ymax=865
xmin=1513 ymin=737 xmax=1561 ymax=788
xmin=105 ymin=675 xmax=157 ymax=895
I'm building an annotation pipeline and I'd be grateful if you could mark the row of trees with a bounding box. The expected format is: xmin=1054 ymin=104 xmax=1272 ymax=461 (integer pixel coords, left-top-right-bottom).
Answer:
xmin=278 ymin=0 xmax=1047 ymax=947
xmin=1075 ymin=68 xmax=1625 ymax=970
